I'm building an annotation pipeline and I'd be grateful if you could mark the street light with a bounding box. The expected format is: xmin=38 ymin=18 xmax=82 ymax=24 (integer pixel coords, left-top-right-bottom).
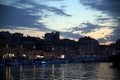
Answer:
xmin=33 ymin=45 xmax=36 ymax=49
xmin=6 ymin=44 xmax=9 ymax=48
xmin=20 ymin=45 xmax=23 ymax=57
xmin=6 ymin=44 xmax=9 ymax=59
xmin=33 ymin=45 xmax=36 ymax=59
xmin=61 ymin=55 xmax=65 ymax=59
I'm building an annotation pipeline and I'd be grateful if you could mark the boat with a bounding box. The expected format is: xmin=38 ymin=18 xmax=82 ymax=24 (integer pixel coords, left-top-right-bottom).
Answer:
xmin=110 ymin=50 xmax=120 ymax=67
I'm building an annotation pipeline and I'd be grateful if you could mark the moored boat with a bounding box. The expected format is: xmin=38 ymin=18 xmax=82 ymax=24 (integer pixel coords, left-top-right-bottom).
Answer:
xmin=110 ymin=50 xmax=120 ymax=67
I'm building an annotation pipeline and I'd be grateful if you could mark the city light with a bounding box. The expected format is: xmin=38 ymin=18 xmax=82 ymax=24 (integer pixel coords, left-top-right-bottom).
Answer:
xmin=61 ymin=55 xmax=65 ymax=59
xmin=3 ymin=53 xmax=15 ymax=59
xmin=36 ymin=55 xmax=44 ymax=58
xmin=23 ymin=54 xmax=26 ymax=57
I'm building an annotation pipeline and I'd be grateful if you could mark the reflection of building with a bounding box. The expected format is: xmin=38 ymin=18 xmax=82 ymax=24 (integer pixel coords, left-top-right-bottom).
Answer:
xmin=44 ymin=32 xmax=60 ymax=41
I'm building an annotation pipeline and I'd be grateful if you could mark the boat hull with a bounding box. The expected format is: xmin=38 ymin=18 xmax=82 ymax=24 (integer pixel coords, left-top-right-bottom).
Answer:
xmin=110 ymin=55 xmax=120 ymax=67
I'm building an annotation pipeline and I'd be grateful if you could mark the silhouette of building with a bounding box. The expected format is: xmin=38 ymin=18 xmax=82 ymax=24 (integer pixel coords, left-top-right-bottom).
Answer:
xmin=13 ymin=33 xmax=23 ymax=37
xmin=78 ymin=36 xmax=99 ymax=55
xmin=44 ymin=32 xmax=60 ymax=41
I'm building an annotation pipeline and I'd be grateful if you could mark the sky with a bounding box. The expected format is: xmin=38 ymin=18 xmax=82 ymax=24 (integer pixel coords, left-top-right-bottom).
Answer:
xmin=0 ymin=0 xmax=120 ymax=45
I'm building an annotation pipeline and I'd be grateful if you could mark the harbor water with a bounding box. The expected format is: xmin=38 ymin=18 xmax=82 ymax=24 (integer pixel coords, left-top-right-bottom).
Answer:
xmin=0 ymin=62 xmax=120 ymax=80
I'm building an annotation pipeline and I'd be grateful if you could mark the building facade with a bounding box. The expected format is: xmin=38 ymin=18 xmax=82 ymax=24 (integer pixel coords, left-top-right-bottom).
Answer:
xmin=44 ymin=32 xmax=60 ymax=41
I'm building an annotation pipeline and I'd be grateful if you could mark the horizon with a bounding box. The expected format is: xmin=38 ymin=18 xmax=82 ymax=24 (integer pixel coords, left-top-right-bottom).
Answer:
xmin=0 ymin=31 xmax=115 ymax=45
xmin=0 ymin=0 xmax=120 ymax=45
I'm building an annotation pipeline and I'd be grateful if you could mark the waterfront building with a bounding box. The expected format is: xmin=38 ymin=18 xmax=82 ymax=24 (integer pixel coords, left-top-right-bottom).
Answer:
xmin=78 ymin=36 xmax=99 ymax=55
xmin=44 ymin=32 xmax=60 ymax=41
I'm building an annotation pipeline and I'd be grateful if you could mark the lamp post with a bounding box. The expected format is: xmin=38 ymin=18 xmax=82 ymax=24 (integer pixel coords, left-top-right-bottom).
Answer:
xmin=20 ymin=45 xmax=23 ymax=57
xmin=6 ymin=44 xmax=9 ymax=59
xmin=33 ymin=45 xmax=36 ymax=59
xmin=0 ymin=45 xmax=3 ymax=61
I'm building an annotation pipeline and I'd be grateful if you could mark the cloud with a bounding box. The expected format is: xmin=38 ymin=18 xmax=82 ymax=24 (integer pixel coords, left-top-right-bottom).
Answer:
xmin=80 ymin=23 xmax=101 ymax=33
xmin=0 ymin=0 xmax=71 ymax=31
xmin=0 ymin=2 xmax=78 ymax=39
xmin=97 ymin=38 xmax=107 ymax=43
xmin=61 ymin=32 xmax=81 ymax=39
xmin=69 ymin=22 xmax=101 ymax=34
xmin=0 ymin=4 xmax=44 ymax=29
xmin=79 ymin=0 xmax=120 ymax=17
xmin=112 ymin=25 xmax=120 ymax=40
xmin=96 ymin=16 xmax=113 ymax=24
xmin=0 ymin=0 xmax=71 ymax=17
xmin=79 ymin=0 xmax=120 ymax=40
xmin=43 ymin=0 xmax=64 ymax=1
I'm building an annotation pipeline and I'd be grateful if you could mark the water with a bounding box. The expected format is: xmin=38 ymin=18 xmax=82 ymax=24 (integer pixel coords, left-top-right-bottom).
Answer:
xmin=1 ymin=62 xmax=120 ymax=80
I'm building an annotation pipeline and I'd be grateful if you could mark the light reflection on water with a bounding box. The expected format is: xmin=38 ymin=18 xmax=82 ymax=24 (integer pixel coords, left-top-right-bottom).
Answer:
xmin=1 ymin=62 xmax=120 ymax=80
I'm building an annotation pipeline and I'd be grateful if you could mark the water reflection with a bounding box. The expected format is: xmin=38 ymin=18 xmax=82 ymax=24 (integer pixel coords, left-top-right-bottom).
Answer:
xmin=5 ymin=65 xmax=14 ymax=80
xmin=52 ymin=64 xmax=54 ymax=80
xmin=18 ymin=64 xmax=55 ymax=80
xmin=33 ymin=65 xmax=36 ymax=80
xmin=2 ymin=63 xmax=120 ymax=80
xmin=5 ymin=66 xmax=9 ymax=80
xmin=20 ymin=65 xmax=22 ymax=80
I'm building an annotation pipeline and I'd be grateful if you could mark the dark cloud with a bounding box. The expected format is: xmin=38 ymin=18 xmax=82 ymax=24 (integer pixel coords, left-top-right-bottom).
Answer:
xmin=43 ymin=0 xmax=63 ymax=1
xmin=61 ymin=32 xmax=81 ymax=39
xmin=0 ymin=2 xmax=77 ymax=39
xmin=112 ymin=25 xmax=120 ymax=40
xmin=0 ymin=0 xmax=71 ymax=31
xmin=79 ymin=0 xmax=120 ymax=17
xmin=80 ymin=23 xmax=100 ymax=33
xmin=46 ymin=29 xmax=81 ymax=39
xmin=69 ymin=22 xmax=101 ymax=34
xmin=97 ymin=38 xmax=107 ymax=43
xmin=96 ymin=16 xmax=113 ymax=24
xmin=0 ymin=4 xmax=45 ymax=29
xmin=79 ymin=0 xmax=120 ymax=40
xmin=5 ymin=0 xmax=71 ymax=17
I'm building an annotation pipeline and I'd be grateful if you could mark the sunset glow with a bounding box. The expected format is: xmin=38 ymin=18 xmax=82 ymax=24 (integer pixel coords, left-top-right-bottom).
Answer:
xmin=0 ymin=0 xmax=120 ymax=45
